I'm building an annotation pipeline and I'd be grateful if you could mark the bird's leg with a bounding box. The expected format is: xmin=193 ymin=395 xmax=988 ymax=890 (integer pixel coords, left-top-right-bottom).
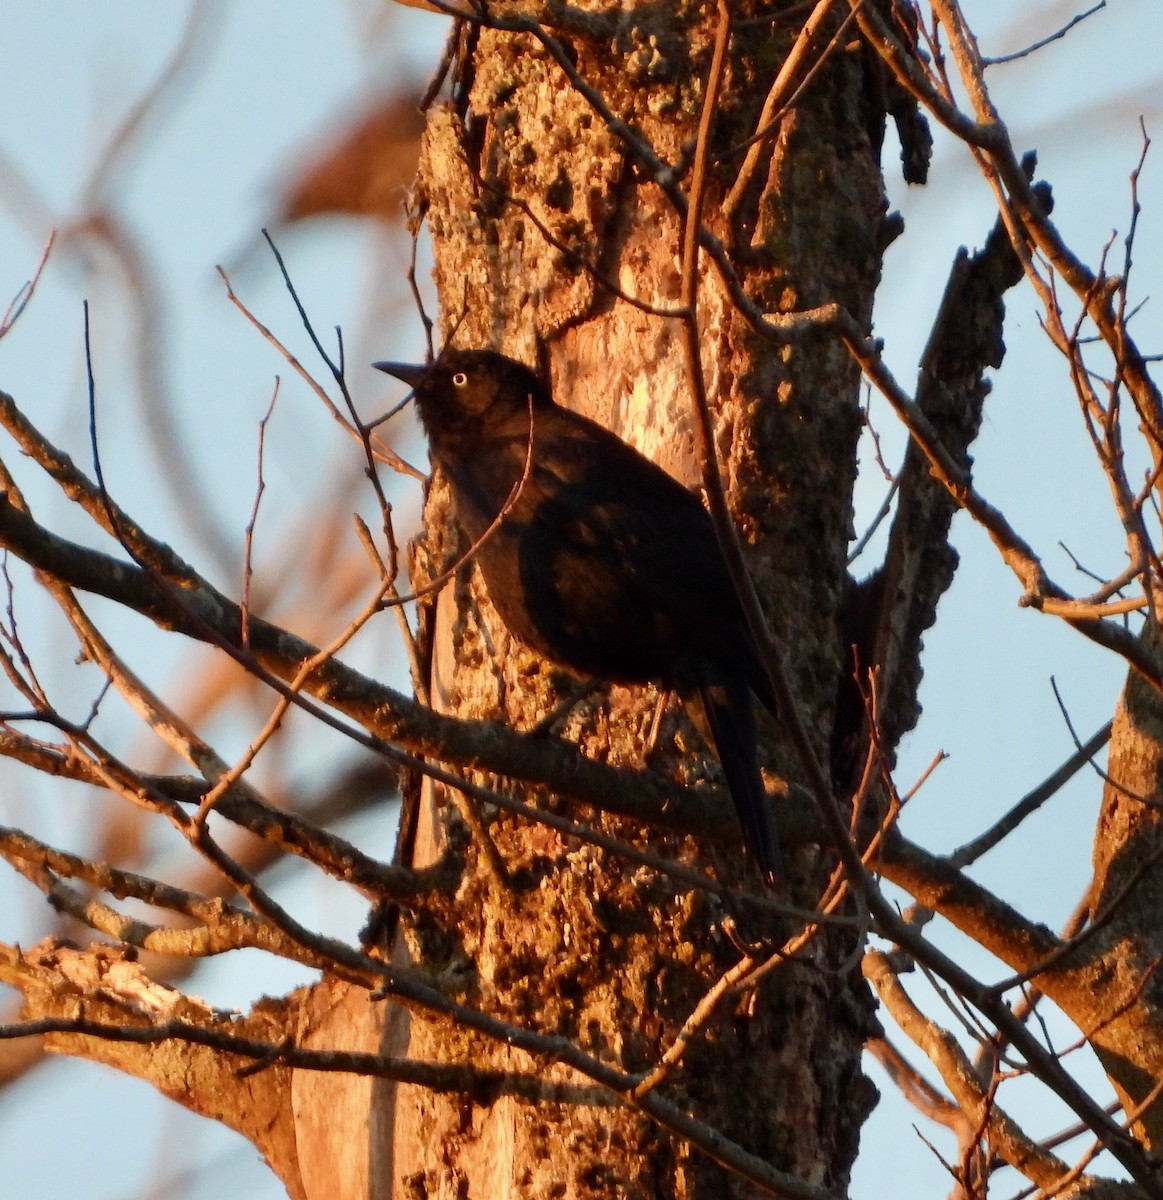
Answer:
xmin=449 ymin=789 xmax=515 ymax=887
xmin=642 ymin=688 xmax=675 ymax=766
xmin=527 ymin=676 xmax=604 ymax=736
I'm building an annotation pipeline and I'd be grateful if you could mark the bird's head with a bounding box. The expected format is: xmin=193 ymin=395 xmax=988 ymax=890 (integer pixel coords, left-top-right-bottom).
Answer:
xmin=373 ymin=349 xmax=549 ymax=427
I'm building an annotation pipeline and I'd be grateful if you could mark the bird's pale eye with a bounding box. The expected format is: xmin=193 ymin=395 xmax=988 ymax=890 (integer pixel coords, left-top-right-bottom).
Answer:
xmin=452 ymin=372 xmax=468 ymax=387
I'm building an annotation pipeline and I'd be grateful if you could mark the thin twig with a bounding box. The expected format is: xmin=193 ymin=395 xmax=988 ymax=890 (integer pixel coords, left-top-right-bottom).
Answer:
xmin=983 ymin=3 xmax=1106 ymax=67
xmin=0 ymin=229 xmax=56 ymax=339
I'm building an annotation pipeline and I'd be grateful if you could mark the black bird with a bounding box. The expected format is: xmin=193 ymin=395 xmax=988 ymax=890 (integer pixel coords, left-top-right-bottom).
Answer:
xmin=373 ymin=349 xmax=782 ymax=885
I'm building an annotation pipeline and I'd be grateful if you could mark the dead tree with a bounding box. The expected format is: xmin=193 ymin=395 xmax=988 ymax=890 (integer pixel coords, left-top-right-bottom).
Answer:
xmin=2 ymin=3 xmax=1162 ymax=1199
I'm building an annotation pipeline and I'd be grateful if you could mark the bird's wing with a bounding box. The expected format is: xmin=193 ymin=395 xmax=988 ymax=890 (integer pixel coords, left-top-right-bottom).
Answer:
xmin=515 ymin=420 xmax=763 ymax=687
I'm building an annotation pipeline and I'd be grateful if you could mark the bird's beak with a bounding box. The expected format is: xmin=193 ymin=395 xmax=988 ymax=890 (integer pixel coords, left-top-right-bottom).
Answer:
xmin=372 ymin=361 xmax=427 ymax=389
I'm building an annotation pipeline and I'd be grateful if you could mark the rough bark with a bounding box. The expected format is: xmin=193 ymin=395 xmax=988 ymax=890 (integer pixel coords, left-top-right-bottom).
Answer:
xmin=2 ymin=941 xmax=306 ymax=1198
xmin=387 ymin=5 xmax=887 ymax=1196
xmin=1082 ymin=629 xmax=1163 ymax=1153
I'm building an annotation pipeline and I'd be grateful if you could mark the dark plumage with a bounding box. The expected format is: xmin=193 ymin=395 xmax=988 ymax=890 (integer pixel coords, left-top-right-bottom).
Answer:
xmin=373 ymin=349 xmax=782 ymax=885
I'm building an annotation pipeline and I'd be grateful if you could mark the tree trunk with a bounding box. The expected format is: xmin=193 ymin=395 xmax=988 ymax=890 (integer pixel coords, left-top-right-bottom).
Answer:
xmin=386 ymin=5 xmax=888 ymax=1195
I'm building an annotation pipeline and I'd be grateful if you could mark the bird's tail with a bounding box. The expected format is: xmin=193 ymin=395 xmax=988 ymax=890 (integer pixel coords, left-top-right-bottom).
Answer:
xmin=698 ymin=680 xmax=783 ymax=888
